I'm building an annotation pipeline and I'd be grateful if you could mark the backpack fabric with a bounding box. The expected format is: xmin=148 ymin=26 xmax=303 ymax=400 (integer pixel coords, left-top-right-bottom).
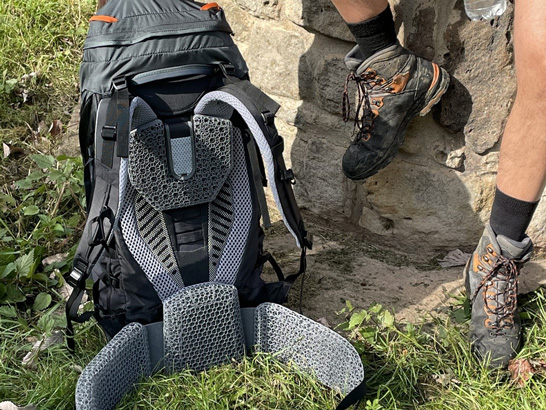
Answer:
xmin=66 ymin=0 xmax=312 ymax=344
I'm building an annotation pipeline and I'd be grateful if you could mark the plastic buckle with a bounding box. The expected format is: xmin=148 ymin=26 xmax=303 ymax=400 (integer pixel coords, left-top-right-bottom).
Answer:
xmin=112 ymin=77 xmax=127 ymax=91
xmin=67 ymin=258 xmax=88 ymax=288
xmin=88 ymin=207 xmax=115 ymax=247
xmin=261 ymin=111 xmax=275 ymax=126
xmin=280 ymin=169 xmax=296 ymax=184
xmin=101 ymin=125 xmax=117 ymax=140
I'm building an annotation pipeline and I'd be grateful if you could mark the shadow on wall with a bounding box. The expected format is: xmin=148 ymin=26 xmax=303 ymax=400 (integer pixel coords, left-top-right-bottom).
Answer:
xmin=290 ymin=0 xmax=487 ymax=256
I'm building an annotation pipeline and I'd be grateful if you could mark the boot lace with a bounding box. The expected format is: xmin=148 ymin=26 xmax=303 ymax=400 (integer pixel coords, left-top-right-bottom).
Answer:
xmin=342 ymin=70 xmax=382 ymax=142
xmin=471 ymin=255 xmax=520 ymax=336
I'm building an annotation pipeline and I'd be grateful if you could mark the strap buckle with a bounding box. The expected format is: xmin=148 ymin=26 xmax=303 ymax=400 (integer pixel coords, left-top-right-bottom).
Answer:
xmin=261 ymin=111 xmax=275 ymax=125
xmin=88 ymin=207 xmax=115 ymax=247
xmin=280 ymin=169 xmax=296 ymax=185
xmin=66 ymin=258 xmax=88 ymax=288
xmin=112 ymin=77 xmax=127 ymax=91
xmin=101 ymin=125 xmax=117 ymax=140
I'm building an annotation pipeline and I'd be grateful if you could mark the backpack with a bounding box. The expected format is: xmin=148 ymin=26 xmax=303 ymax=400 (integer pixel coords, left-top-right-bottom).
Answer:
xmin=65 ymin=0 xmax=313 ymax=347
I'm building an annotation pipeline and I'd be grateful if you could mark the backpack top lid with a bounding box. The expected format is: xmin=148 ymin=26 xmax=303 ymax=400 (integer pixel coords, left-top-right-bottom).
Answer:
xmin=80 ymin=0 xmax=248 ymax=97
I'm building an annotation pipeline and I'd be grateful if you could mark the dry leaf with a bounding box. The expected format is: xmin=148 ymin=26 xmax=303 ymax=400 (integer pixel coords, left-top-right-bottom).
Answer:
xmin=508 ymin=358 xmax=534 ymax=387
xmin=3 ymin=143 xmax=10 ymax=158
xmin=48 ymin=120 xmax=63 ymax=136
xmin=438 ymin=249 xmax=471 ymax=268
xmin=42 ymin=252 xmax=68 ymax=267
xmin=0 ymin=402 xmax=36 ymax=410
xmin=37 ymin=121 xmax=48 ymax=135
xmin=317 ymin=317 xmax=331 ymax=328
xmin=22 ymin=330 xmax=64 ymax=368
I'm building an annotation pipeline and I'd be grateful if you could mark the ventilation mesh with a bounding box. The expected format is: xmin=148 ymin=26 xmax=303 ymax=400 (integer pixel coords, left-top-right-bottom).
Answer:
xmin=209 ymin=127 xmax=252 ymax=284
xmin=163 ymin=283 xmax=245 ymax=373
xmin=128 ymin=108 xmax=233 ymax=211
xmin=170 ymin=137 xmax=193 ymax=177
xmin=75 ymin=323 xmax=151 ymax=410
xmin=134 ymin=194 xmax=184 ymax=288
xmin=208 ymin=181 xmax=234 ymax=281
xmin=254 ymin=303 xmax=364 ymax=395
xmin=195 ymin=92 xmax=301 ymax=248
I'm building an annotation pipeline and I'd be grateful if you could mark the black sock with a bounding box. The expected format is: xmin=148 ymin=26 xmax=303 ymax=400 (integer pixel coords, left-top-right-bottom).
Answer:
xmin=346 ymin=5 xmax=398 ymax=61
xmin=489 ymin=187 xmax=539 ymax=241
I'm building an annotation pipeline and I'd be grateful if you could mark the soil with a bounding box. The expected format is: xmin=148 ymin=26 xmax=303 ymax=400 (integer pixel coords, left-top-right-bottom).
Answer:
xmin=263 ymin=211 xmax=546 ymax=329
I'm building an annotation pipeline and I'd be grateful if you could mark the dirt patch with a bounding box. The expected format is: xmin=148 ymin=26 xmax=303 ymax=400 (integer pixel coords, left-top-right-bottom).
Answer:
xmin=262 ymin=212 xmax=546 ymax=328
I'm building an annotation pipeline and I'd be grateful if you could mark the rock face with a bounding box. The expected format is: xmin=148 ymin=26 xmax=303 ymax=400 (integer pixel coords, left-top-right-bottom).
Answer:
xmin=221 ymin=0 xmax=546 ymax=252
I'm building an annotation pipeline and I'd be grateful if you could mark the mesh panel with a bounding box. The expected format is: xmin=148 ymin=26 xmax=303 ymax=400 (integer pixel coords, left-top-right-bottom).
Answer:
xmin=195 ymin=92 xmax=301 ymax=248
xmin=163 ymin=283 xmax=245 ymax=373
xmin=171 ymin=137 xmax=193 ymax=176
xmin=211 ymin=127 xmax=253 ymax=284
xmin=208 ymin=182 xmax=234 ymax=281
xmin=75 ymin=323 xmax=151 ymax=410
xmin=118 ymin=159 xmax=183 ymax=300
xmin=128 ymin=104 xmax=233 ymax=211
xmin=134 ymin=194 xmax=184 ymax=289
xmin=254 ymin=303 xmax=364 ymax=395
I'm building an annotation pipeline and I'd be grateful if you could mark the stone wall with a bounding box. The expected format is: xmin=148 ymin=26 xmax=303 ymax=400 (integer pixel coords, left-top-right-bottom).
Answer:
xmin=220 ymin=0 xmax=546 ymax=251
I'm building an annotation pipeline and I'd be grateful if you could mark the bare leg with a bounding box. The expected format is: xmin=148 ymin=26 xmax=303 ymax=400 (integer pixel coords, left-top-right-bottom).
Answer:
xmin=496 ymin=0 xmax=546 ymax=202
xmin=331 ymin=0 xmax=389 ymax=23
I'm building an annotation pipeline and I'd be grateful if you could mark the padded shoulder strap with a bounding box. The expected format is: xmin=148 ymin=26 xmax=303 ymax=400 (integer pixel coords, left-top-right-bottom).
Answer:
xmin=194 ymin=84 xmax=312 ymax=251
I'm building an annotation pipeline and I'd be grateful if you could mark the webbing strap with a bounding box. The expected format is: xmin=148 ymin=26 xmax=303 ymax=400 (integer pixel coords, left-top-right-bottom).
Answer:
xmin=245 ymin=132 xmax=271 ymax=228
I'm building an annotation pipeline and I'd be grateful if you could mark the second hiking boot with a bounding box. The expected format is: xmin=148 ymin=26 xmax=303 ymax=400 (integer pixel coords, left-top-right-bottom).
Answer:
xmin=342 ymin=42 xmax=450 ymax=180
xmin=463 ymin=224 xmax=533 ymax=369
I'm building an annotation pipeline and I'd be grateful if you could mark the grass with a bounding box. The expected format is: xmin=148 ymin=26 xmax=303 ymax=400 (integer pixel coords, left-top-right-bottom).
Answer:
xmin=2 ymin=1 xmax=546 ymax=410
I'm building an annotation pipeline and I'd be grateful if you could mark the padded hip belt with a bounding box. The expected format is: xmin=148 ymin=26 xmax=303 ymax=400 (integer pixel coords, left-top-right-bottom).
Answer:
xmin=75 ymin=283 xmax=365 ymax=410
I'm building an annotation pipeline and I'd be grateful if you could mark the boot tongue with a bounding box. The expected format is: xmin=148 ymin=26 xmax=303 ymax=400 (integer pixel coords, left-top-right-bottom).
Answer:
xmin=496 ymin=235 xmax=533 ymax=261
xmin=345 ymin=42 xmax=408 ymax=78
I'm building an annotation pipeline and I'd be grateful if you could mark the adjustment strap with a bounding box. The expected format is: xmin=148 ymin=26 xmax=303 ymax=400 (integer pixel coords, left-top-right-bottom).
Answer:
xmin=113 ymin=77 xmax=130 ymax=158
xmin=246 ymin=131 xmax=271 ymax=228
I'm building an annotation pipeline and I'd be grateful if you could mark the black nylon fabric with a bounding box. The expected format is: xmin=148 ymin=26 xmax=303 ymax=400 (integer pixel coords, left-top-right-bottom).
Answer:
xmin=80 ymin=0 xmax=248 ymax=97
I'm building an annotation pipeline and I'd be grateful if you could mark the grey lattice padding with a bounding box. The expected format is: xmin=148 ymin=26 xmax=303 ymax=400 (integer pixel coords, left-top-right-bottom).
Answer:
xmin=128 ymin=97 xmax=233 ymax=211
xmin=75 ymin=323 xmax=151 ymax=410
xmin=208 ymin=127 xmax=253 ymax=283
xmin=254 ymin=303 xmax=364 ymax=395
xmin=170 ymin=137 xmax=193 ymax=177
xmin=163 ymin=282 xmax=245 ymax=373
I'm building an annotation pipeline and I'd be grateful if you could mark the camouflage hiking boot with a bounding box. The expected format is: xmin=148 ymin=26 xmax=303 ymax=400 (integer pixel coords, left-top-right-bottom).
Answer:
xmin=464 ymin=224 xmax=533 ymax=369
xmin=341 ymin=42 xmax=450 ymax=180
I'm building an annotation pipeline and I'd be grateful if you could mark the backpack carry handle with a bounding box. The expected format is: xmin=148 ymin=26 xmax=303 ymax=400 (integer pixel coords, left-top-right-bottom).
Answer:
xmin=130 ymin=64 xmax=221 ymax=86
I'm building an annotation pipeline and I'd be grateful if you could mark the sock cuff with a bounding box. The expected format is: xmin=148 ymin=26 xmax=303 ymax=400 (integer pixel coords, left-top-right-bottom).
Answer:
xmin=489 ymin=187 xmax=539 ymax=241
xmin=346 ymin=6 xmax=394 ymax=38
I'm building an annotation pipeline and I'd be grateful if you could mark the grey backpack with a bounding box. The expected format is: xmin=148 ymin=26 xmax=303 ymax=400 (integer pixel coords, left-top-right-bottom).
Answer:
xmin=66 ymin=0 xmax=312 ymax=346
xmin=68 ymin=1 xmax=365 ymax=409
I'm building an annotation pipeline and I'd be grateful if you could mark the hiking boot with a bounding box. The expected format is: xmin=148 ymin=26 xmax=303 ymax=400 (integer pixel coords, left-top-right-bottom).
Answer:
xmin=463 ymin=224 xmax=533 ymax=369
xmin=341 ymin=42 xmax=450 ymax=180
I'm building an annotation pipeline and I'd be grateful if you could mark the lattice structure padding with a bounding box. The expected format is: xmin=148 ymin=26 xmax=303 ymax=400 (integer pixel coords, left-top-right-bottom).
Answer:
xmin=209 ymin=127 xmax=252 ymax=284
xmin=254 ymin=303 xmax=364 ymax=395
xmin=75 ymin=323 xmax=151 ymax=410
xmin=128 ymin=97 xmax=233 ymax=211
xmin=163 ymin=283 xmax=245 ymax=373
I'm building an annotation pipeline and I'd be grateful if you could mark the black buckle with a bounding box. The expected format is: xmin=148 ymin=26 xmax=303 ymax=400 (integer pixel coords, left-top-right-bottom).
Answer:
xmin=261 ymin=111 xmax=275 ymax=125
xmin=280 ymin=169 xmax=296 ymax=184
xmin=101 ymin=125 xmax=117 ymax=140
xmin=112 ymin=77 xmax=127 ymax=91
xmin=88 ymin=207 xmax=115 ymax=247
xmin=66 ymin=258 xmax=88 ymax=288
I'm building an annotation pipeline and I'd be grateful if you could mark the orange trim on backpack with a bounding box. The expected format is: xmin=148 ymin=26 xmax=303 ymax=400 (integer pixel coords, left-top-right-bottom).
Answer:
xmin=201 ymin=3 xmax=221 ymax=11
xmin=89 ymin=15 xmax=119 ymax=23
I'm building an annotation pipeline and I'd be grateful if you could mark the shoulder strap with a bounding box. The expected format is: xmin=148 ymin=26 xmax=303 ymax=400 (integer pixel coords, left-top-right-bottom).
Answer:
xmin=195 ymin=82 xmax=312 ymax=250
xmin=65 ymin=93 xmax=124 ymax=351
